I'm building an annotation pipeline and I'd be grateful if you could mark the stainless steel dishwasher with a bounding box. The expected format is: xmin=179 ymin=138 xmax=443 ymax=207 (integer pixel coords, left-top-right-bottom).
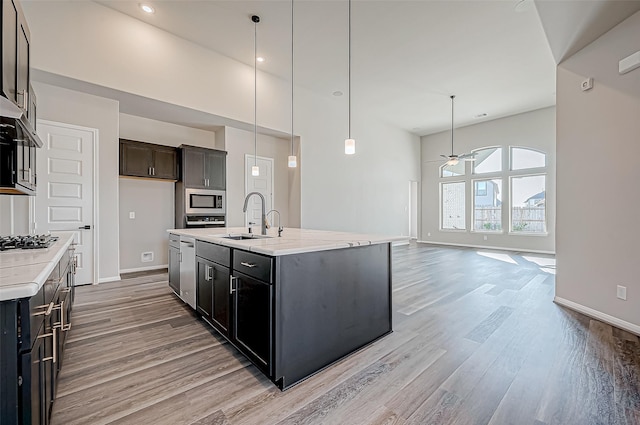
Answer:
xmin=179 ymin=236 xmax=196 ymax=309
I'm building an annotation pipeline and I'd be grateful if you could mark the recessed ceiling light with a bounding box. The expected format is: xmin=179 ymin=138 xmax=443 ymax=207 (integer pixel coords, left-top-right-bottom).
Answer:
xmin=333 ymin=91 xmax=343 ymax=96
xmin=256 ymin=57 xmax=265 ymax=63
xmin=140 ymin=4 xmax=155 ymax=14
xmin=474 ymin=113 xmax=488 ymax=119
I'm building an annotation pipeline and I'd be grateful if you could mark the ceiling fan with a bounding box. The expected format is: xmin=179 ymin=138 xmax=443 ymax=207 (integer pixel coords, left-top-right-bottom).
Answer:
xmin=440 ymin=95 xmax=476 ymax=166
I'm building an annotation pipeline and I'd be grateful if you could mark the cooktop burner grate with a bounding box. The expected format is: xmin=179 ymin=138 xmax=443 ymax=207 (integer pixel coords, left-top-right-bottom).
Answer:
xmin=0 ymin=235 xmax=59 ymax=251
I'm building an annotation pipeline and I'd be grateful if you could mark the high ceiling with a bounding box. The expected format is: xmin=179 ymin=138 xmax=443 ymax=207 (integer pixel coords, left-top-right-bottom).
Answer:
xmin=35 ymin=1 xmax=640 ymax=136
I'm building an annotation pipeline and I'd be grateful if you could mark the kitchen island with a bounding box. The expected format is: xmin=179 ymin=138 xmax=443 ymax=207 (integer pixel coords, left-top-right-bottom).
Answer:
xmin=168 ymin=227 xmax=405 ymax=390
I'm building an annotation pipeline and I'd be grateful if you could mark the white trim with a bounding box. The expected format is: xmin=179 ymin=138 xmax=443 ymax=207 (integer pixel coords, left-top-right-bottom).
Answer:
xmin=120 ymin=264 xmax=168 ymax=274
xmin=393 ymin=241 xmax=410 ymax=247
xmin=554 ymin=296 xmax=640 ymax=336
xmin=416 ymin=240 xmax=555 ymax=255
xmin=98 ymin=276 xmax=121 ymax=284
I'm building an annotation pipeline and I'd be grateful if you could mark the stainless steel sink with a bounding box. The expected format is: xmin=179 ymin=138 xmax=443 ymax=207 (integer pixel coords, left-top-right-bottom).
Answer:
xmin=222 ymin=234 xmax=272 ymax=240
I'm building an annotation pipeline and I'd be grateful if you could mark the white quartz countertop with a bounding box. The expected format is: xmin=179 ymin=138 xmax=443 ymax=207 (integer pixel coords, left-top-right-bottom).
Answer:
xmin=0 ymin=233 xmax=75 ymax=301
xmin=167 ymin=227 xmax=408 ymax=256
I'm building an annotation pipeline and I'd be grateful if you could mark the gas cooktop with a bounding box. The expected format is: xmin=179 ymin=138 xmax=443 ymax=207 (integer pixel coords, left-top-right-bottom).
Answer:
xmin=0 ymin=235 xmax=59 ymax=251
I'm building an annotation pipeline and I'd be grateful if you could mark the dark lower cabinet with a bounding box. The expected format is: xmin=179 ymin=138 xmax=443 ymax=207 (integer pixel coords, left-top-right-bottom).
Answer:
xmin=196 ymin=258 xmax=230 ymax=337
xmin=168 ymin=235 xmax=180 ymax=295
xmin=0 ymin=242 xmax=75 ymax=425
xmin=233 ymin=272 xmax=272 ymax=374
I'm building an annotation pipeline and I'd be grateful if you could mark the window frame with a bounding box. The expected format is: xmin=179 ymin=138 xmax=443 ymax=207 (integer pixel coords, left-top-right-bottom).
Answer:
xmin=510 ymin=146 xmax=547 ymax=171
xmin=472 ymin=146 xmax=503 ymax=175
xmin=471 ymin=178 xmax=503 ymax=233
xmin=440 ymin=180 xmax=467 ymax=232
xmin=509 ymin=172 xmax=548 ymax=236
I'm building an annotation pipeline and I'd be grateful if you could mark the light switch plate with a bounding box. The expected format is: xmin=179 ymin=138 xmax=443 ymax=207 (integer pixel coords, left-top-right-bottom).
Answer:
xmin=129 ymin=211 xmax=135 ymax=219
xmin=617 ymin=285 xmax=627 ymax=300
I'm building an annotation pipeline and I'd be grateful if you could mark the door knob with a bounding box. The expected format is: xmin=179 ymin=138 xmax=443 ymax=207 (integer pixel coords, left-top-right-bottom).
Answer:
xmin=78 ymin=225 xmax=91 ymax=230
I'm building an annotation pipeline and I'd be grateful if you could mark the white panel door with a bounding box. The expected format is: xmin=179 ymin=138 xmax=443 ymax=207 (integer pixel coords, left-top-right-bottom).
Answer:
xmin=245 ymin=155 xmax=273 ymax=228
xmin=36 ymin=121 xmax=95 ymax=285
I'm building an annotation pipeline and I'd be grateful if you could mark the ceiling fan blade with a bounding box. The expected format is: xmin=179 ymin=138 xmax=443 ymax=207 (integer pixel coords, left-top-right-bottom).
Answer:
xmin=440 ymin=154 xmax=450 ymax=159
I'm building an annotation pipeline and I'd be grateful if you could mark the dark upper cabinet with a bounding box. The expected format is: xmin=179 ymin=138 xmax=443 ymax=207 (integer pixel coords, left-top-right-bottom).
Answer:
xmin=0 ymin=118 xmax=37 ymax=195
xmin=1 ymin=0 xmax=34 ymax=119
xmin=119 ymin=139 xmax=177 ymax=180
xmin=180 ymin=145 xmax=226 ymax=190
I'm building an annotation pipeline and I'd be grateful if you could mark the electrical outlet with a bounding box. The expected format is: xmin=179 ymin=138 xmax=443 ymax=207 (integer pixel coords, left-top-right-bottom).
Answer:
xmin=141 ymin=252 xmax=153 ymax=262
xmin=617 ymin=285 xmax=627 ymax=300
xmin=129 ymin=211 xmax=135 ymax=219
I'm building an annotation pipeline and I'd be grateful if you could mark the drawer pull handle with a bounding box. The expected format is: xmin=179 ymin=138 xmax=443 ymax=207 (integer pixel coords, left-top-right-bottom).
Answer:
xmin=230 ymin=276 xmax=237 ymax=294
xmin=240 ymin=262 xmax=257 ymax=268
xmin=38 ymin=329 xmax=57 ymax=364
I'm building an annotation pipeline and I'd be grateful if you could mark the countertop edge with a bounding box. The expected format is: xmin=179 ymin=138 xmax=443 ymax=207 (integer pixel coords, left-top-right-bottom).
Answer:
xmin=167 ymin=228 xmax=407 ymax=256
xmin=0 ymin=234 xmax=74 ymax=301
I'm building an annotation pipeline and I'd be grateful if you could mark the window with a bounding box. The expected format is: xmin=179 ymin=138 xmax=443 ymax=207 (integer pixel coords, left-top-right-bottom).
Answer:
xmin=473 ymin=147 xmax=502 ymax=174
xmin=473 ymin=179 xmax=502 ymax=231
xmin=511 ymin=175 xmax=546 ymax=233
xmin=511 ymin=147 xmax=545 ymax=170
xmin=441 ymin=182 xmax=465 ymax=230
xmin=441 ymin=161 xmax=465 ymax=177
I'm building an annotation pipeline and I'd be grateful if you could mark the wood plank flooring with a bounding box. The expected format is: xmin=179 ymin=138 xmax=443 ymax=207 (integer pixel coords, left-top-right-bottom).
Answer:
xmin=51 ymin=243 xmax=640 ymax=425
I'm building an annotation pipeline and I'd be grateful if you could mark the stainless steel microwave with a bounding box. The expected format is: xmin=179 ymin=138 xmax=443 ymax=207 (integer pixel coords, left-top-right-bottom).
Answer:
xmin=184 ymin=188 xmax=225 ymax=215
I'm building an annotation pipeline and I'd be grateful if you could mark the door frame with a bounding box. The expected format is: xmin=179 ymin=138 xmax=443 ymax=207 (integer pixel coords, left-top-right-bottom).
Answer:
xmin=244 ymin=154 xmax=275 ymax=216
xmin=32 ymin=119 xmax=100 ymax=285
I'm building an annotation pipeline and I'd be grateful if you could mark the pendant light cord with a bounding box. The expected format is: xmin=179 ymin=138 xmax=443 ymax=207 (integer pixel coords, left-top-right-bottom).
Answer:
xmin=253 ymin=16 xmax=259 ymax=167
xmin=450 ymin=95 xmax=455 ymax=156
xmin=348 ymin=0 xmax=352 ymax=140
xmin=291 ymin=0 xmax=294 ymax=156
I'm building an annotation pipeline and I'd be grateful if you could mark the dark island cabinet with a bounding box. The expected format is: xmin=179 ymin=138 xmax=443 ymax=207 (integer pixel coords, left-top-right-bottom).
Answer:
xmin=119 ymin=139 xmax=177 ymax=180
xmin=195 ymin=240 xmax=231 ymax=337
xmin=179 ymin=145 xmax=226 ymax=190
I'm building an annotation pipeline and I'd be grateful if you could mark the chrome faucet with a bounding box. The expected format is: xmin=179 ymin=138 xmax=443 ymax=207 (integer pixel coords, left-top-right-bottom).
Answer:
xmin=266 ymin=209 xmax=283 ymax=237
xmin=242 ymin=192 xmax=267 ymax=235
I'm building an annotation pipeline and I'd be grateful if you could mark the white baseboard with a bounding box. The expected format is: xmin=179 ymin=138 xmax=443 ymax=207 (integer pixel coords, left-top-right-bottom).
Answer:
xmin=416 ymin=240 xmax=555 ymax=255
xmin=119 ymin=264 xmax=168 ymax=274
xmin=393 ymin=241 xmax=410 ymax=247
xmin=554 ymin=296 xmax=640 ymax=336
xmin=98 ymin=276 xmax=121 ymax=284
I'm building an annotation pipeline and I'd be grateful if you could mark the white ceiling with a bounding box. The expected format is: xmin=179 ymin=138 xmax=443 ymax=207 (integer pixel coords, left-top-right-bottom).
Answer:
xmin=78 ymin=1 xmax=640 ymax=136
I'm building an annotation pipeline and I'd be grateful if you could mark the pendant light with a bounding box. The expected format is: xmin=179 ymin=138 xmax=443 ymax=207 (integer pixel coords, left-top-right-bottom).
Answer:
xmin=251 ymin=15 xmax=260 ymax=177
xmin=288 ymin=0 xmax=297 ymax=168
xmin=344 ymin=0 xmax=355 ymax=155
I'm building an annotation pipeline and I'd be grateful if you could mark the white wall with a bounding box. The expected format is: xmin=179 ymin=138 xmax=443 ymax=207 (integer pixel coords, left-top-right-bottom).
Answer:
xmin=23 ymin=0 xmax=420 ymax=238
xmin=221 ymin=127 xmax=300 ymax=228
xmin=556 ymin=11 xmax=640 ymax=330
xmin=421 ymin=107 xmax=556 ymax=253
xmin=118 ymin=114 xmax=216 ymax=272
xmin=0 ymin=196 xmax=31 ymax=235
xmin=32 ymin=82 xmax=120 ymax=282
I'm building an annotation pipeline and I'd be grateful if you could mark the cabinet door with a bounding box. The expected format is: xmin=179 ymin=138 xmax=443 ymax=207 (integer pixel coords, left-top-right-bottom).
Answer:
xmin=205 ymin=151 xmax=226 ymax=190
xmin=211 ymin=263 xmax=230 ymax=337
xmin=168 ymin=246 xmax=180 ymax=294
xmin=119 ymin=141 xmax=153 ymax=177
xmin=2 ymin=0 xmax=17 ymax=103
xmin=233 ymin=272 xmax=272 ymax=374
xmin=20 ymin=334 xmax=46 ymax=425
xmin=152 ymin=146 xmax=177 ymax=180
xmin=16 ymin=19 xmax=29 ymax=113
xmin=182 ymin=148 xmax=206 ymax=188
xmin=196 ymin=258 xmax=213 ymax=319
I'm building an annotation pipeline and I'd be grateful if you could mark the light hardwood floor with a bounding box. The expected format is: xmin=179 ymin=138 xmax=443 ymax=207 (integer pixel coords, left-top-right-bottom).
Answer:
xmin=51 ymin=243 xmax=640 ymax=425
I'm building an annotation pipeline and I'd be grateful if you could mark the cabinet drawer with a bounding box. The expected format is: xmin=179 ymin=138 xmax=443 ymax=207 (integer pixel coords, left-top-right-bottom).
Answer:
xmin=169 ymin=233 xmax=180 ymax=248
xmin=233 ymin=250 xmax=272 ymax=283
xmin=196 ymin=240 xmax=230 ymax=267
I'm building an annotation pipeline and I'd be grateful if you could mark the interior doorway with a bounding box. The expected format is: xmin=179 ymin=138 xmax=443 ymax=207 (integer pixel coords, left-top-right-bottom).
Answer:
xmin=244 ymin=155 xmax=274 ymax=228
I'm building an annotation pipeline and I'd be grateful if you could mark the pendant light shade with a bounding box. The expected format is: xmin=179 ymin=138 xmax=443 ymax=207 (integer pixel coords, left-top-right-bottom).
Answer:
xmin=345 ymin=139 xmax=355 ymax=155
xmin=252 ymin=15 xmax=260 ymax=177
xmin=345 ymin=0 xmax=355 ymax=155
xmin=288 ymin=0 xmax=297 ymax=168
